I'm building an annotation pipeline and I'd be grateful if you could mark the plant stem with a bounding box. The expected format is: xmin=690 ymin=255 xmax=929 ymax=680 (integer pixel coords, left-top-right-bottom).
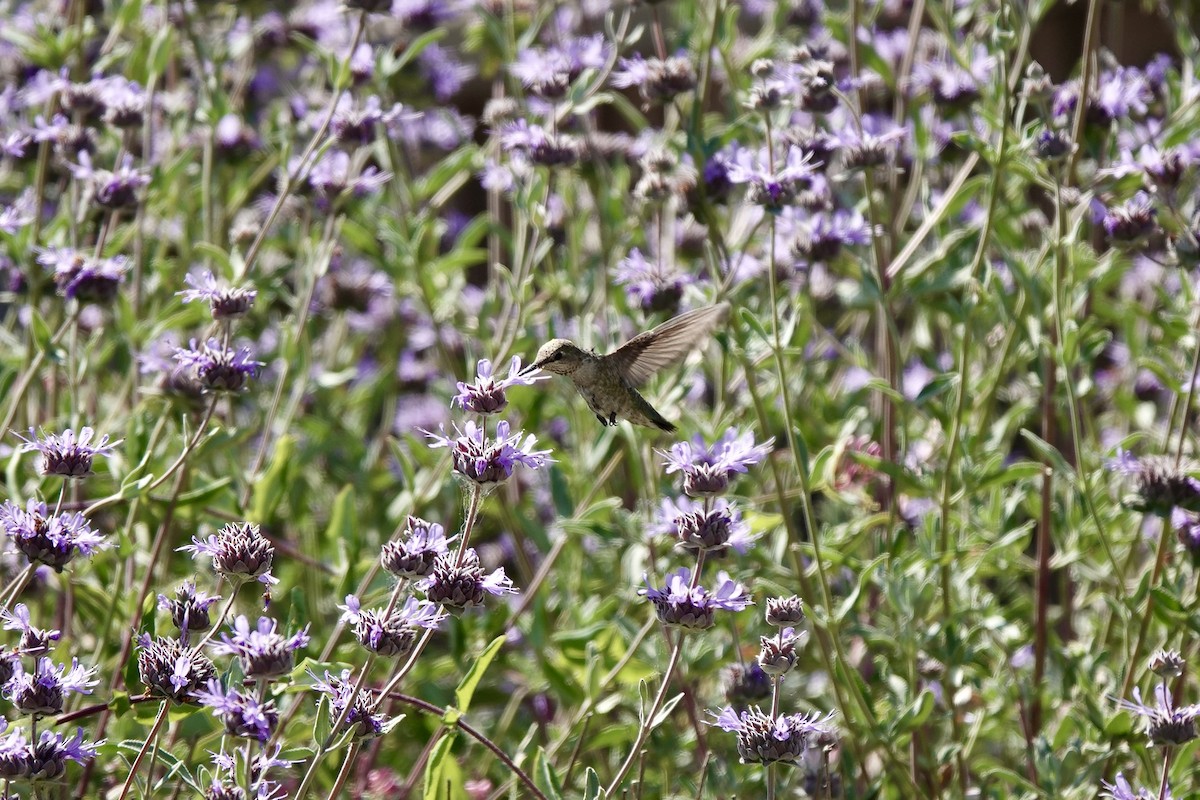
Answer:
xmin=604 ymin=633 xmax=684 ymax=796
xmin=116 ymin=700 xmax=169 ymax=800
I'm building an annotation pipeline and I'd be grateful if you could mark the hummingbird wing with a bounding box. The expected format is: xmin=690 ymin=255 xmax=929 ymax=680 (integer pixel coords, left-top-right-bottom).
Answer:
xmin=606 ymin=303 xmax=730 ymax=386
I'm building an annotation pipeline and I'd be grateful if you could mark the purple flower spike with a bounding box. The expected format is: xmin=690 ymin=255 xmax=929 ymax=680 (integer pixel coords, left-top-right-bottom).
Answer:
xmin=424 ymin=420 xmax=553 ymax=488
xmin=1102 ymin=773 xmax=1168 ymax=800
xmin=177 ymin=270 xmax=257 ymax=319
xmin=173 ymin=338 xmax=261 ymax=393
xmin=709 ymin=705 xmax=837 ymax=764
xmin=5 ymin=656 xmax=98 ymax=716
xmin=193 ymin=678 xmax=279 ymax=743
xmin=421 ymin=548 xmax=517 ymax=610
xmin=15 ymin=427 xmax=119 ymax=479
xmin=1 ymin=604 xmax=60 ymax=656
xmin=37 ymin=247 xmax=127 ymax=303
xmin=1115 ymin=683 xmax=1200 ymax=746
xmin=640 ymin=568 xmax=752 ymax=630
xmin=452 ymin=356 xmax=547 ymax=415
xmin=659 ymin=428 xmax=774 ymax=497
xmin=0 ymin=499 xmax=107 ymax=570
xmin=213 ymin=616 xmax=309 ymax=680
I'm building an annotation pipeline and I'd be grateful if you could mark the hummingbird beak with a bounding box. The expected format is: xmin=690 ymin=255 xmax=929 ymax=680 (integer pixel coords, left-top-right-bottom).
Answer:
xmin=520 ymin=360 xmax=544 ymax=376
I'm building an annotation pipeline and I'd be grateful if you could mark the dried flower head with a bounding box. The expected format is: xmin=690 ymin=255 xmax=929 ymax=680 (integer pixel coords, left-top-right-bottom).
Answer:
xmin=758 ymin=626 xmax=807 ymax=676
xmin=1149 ymin=650 xmax=1186 ymax=679
xmin=765 ymin=596 xmax=806 ymax=627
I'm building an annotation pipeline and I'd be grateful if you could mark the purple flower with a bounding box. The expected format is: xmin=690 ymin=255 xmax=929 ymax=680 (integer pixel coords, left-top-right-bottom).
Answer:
xmin=180 ymin=522 xmax=276 ymax=585
xmin=303 ymin=150 xmax=391 ymax=201
xmin=177 ymin=270 xmax=257 ymax=319
xmin=5 ymin=656 xmax=98 ymax=716
xmin=908 ymin=44 xmax=994 ymax=109
xmin=173 ymin=338 xmax=261 ymax=393
xmin=1102 ymin=773 xmax=1167 ymax=800
xmin=1172 ymin=508 xmax=1200 ymax=565
xmin=391 ymin=0 xmax=465 ymax=30
xmin=1115 ymin=683 xmax=1199 ymax=746
xmin=67 ymin=151 xmax=150 ymax=210
xmin=660 ymin=428 xmax=774 ymax=497
xmin=380 ymin=517 xmax=451 ymax=579
xmin=421 ymin=548 xmax=517 ymax=610
xmin=213 ymin=616 xmax=309 ymax=680
xmin=612 ymin=53 xmax=697 ymax=103
xmin=0 ymin=499 xmax=106 ymax=570
xmin=499 ymin=120 xmax=580 ymax=167
xmin=157 ymin=581 xmax=222 ymax=641
xmin=726 ymin=144 xmax=821 ymax=211
xmin=312 ymin=669 xmax=389 ymax=739
xmin=214 ymin=113 xmax=260 ymax=156
xmin=0 ymin=724 xmax=98 ymax=781
xmin=836 ymin=115 xmax=908 ymax=170
xmin=424 ymin=420 xmax=553 ymax=488
xmin=193 ymin=678 xmax=280 ymax=742
xmin=1092 ymin=191 xmax=1158 ymax=244
xmin=1091 ymin=66 xmax=1153 ymax=123
xmin=510 ymin=35 xmax=609 ymax=99
xmin=1107 ymin=449 xmax=1200 ymax=516
xmin=418 ymin=44 xmax=476 ymax=103
xmin=1 ymin=604 xmax=60 ymax=655
xmin=640 ymin=568 xmax=752 ymax=630
xmin=652 ymin=497 xmax=756 ymax=555
xmin=136 ymin=635 xmax=217 ymax=704
xmin=37 ymin=247 xmax=128 ymax=303
xmin=614 ymin=249 xmax=695 ymax=314
xmin=452 ymin=356 xmax=547 ymax=415
xmin=710 ymin=706 xmax=837 ymax=765
xmin=328 ymin=95 xmax=384 ymax=145
xmin=343 ymin=596 xmax=445 ymax=657
xmin=0 ymin=189 xmax=36 ymax=234
xmin=787 ymin=209 xmax=873 ymax=264
xmin=15 ymin=427 xmax=119 ymax=479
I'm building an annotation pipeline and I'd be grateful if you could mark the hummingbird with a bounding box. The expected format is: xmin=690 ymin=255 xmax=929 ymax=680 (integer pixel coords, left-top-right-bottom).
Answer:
xmin=524 ymin=303 xmax=731 ymax=432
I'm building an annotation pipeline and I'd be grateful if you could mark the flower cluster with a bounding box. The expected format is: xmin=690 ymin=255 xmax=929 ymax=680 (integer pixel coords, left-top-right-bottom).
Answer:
xmin=660 ymin=428 xmax=773 ymax=498
xmin=425 ymin=420 xmax=552 ymax=489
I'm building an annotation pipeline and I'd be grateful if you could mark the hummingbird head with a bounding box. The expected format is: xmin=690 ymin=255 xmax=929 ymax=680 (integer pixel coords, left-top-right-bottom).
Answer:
xmin=530 ymin=339 xmax=588 ymax=375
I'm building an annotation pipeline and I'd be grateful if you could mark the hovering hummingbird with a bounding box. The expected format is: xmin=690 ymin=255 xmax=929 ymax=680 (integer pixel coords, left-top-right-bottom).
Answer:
xmin=524 ymin=303 xmax=731 ymax=432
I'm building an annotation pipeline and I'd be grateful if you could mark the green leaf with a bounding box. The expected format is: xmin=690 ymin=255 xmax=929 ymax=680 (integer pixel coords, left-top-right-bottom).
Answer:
xmin=1018 ymin=429 xmax=1072 ymax=477
xmin=455 ymin=635 xmax=505 ymax=714
xmin=535 ymin=748 xmax=566 ymax=800
xmin=422 ymin=733 xmax=457 ymax=800
xmin=582 ymin=767 xmax=604 ymax=800
xmin=738 ymin=307 xmax=769 ymax=342
xmin=324 ymin=485 xmax=358 ymax=556
xmin=250 ymin=435 xmax=296 ymax=524
xmin=313 ymin=696 xmax=332 ymax=747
